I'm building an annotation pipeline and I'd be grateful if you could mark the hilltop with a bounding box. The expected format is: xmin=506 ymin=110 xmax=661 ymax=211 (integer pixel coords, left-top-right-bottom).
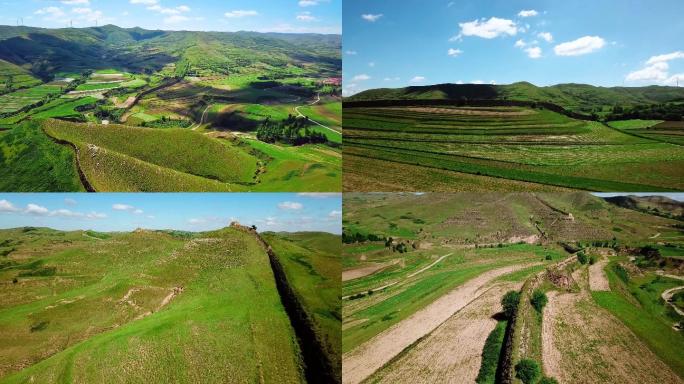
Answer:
xmin=346 ymin=82 xmax=684 ymax=116
xmin=0 ymin=24 xmax=340 ymax=80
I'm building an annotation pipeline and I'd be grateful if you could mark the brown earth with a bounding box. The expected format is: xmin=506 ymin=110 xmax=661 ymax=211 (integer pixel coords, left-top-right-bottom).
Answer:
xmin=342 ymin=260 xmax=399 ymax=282
xmin=543 ymin=269 xmax=682 ymax=384
xmin=588 ymin=255 xmax=610 ymax=291
xmin=341 ymin=262 xmax=540 ymax=384
xmin=368 ymin=283 xmax=522 ymax=384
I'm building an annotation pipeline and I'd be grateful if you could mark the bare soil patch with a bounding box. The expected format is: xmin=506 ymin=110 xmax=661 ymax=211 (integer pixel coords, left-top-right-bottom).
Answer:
xmin=543 ymin=271 xmax=682 ymax=384
xmin=369 ymin=283 xmax=521 ymax=384
xmin=342 ymin=262 xmax=540 ymax=384
xmin=385 ymin=106 xmax=535 ymax=116
xmin=342 ymin=260 xmax=399 ymax=282
xmin=588 ymin=256 xmax=610 ymax=291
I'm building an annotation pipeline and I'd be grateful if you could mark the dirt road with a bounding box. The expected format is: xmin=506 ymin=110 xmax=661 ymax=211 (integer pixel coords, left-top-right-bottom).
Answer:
xmin=368 ymin=283 xmax=522 ymax=384
xmin=191 ymin=104 xmax=213 ymax=131
xmin=294 ymin=93 xmax=340 ymax=135
xmin=588 ymin=255 xmax=610 ymax=291
xmin=662 ymin=286 xmax=684 ymax=317
xmin=543 ymin=270 xmax=682 ymax=384
xmin=341 ymin=262 xmax=540 ymax=384
xmin=342 ymin=260 xmax=400 ymax=282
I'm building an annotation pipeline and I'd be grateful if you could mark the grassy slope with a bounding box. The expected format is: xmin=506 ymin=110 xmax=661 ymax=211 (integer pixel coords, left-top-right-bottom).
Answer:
xmin=0 ymin=123 xmax=83 ymax=192
xmin=0 ymin=228 xmax=304 ymax=383
xmin=592 ymin=262 xmax=684 ymax=377
xmin=263 ymin=232 xmax=341 ymax=381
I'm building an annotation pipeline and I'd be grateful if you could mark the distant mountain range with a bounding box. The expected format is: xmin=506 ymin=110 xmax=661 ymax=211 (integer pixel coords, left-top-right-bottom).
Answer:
xmin=346 ymin=82 xmax=684 ymax=113
xmin=603 ymin=195 xmax=684 ymax=219
xmin=0 ymin=24 xmax=341 ymax=80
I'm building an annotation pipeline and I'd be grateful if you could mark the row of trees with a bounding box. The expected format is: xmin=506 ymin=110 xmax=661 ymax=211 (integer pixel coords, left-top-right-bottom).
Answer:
xmin=256 ymin=115 xmax=328 ymax=146
xmin=606 ymin=103 xmax=684 ymax=121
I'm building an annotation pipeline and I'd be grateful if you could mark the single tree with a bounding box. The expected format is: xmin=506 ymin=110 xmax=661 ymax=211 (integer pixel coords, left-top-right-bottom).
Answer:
xmin=531 ymin=290 xmax=548 ymax=313
xmin=514 ymin=359 xmax=541 ymax=384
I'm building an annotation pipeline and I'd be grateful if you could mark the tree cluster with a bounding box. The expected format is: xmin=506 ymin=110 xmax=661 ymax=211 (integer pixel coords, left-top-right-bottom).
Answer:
xmin=256 ymin=115 xmax=328 ymax=146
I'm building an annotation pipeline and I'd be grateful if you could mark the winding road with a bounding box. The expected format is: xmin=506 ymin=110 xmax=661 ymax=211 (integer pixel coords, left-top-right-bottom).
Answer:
xmin=294 ymin=93 xmax=341 ymax=136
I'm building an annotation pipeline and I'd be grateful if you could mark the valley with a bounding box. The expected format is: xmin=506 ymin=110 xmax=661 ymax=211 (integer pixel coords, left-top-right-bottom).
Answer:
xmin=0 ymin=25 xmax=341 ymax=192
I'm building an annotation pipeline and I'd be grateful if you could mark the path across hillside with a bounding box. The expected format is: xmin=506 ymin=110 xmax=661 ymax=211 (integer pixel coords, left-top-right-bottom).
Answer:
xmin=342 ymin=262 xmax=540 ymax=384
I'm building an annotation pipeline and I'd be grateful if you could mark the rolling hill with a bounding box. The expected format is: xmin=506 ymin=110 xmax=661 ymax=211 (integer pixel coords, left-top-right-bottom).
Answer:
xmin=0 ymin=226 xmax=341 ymax=383
xmin=346 ymin=82 xmax=684 ymax=115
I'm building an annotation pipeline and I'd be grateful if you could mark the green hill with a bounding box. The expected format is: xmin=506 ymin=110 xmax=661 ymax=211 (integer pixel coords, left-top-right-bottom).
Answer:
xmin=346 ymin=82 xmax=684 ymax=115
xmin=0 ymin=25 xmax=341 ymax=80
xmin=0 ymin=227 xmax=306 ymax=383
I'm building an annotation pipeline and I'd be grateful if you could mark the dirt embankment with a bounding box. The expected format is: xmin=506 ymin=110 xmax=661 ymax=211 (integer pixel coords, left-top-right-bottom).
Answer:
xmin=248 ymin=228 xmax=339 ymax=384
xmin=542 ymin=269 xmax=682 ymax=384
xmin=41 ymin=127 xmax=96 ymax=192
xmin=342 ymin=262 xmax=540 ymax=384
xmin=368 ymin=283 xmax=522 ymax=384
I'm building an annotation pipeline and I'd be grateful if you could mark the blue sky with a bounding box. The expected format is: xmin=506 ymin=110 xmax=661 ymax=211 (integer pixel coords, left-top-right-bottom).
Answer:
xmin=0 ymin=193 xmax=341 ymax=233
xmin=343 ymin=0 xmax=684 ymax=95
xmin=593 ymin=193 xmax=684 ymax=202
xmin=1 ymin=0 xmax=340 ymax=33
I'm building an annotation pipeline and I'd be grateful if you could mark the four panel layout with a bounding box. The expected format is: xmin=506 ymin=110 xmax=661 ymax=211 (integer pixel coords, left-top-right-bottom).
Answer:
xmin=0 ymin=0 xmax=683 ymax=383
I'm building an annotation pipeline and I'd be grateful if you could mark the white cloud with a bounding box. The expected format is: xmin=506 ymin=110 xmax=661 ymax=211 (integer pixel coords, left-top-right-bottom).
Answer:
xmin=299 ymin=0 xmax=319 ymax=6
xmin=64 ymin=198 xmax=77 ymax=206
xmin=188 ymin=218 xmax=206 ymax=225
xmin=384 ymin=77 xmax=400 ymax=81
xmin=514 ymin=39 xmax=526 ymax=48
xmin=342 ymin=83 xmax=359 ymax=97
xmin=86 ymin=212 xmax=107 ymax=219
xmin=113 ymin=204 xmax=134 ymax=211
xmin=368 ymin=61 xmax=376 ymax=67
xmin=352 ymin=74 xmax=371 ymax=81
xmin=525 ymin=46 xmax=542 ymax=58
xmin=35 ymin=6 xmax=65 ymax=20
xmin=297 ymin=12 xmax=317 ymax=22
xmin=554 ymin=36 xmax=605 ymax=56
xmin=361 ymin=14 xmax=383 ymax=22
xmin=518 ymin=9 xmax=538 ymax=17
xmin=164 ymin=14 xmax=189 ymax=23
xmin=51 ymin=209 xmax=82 ymax=218
xmin=62 ymin=0 xmax=89 ymax=4
xmin=130 ymin=0 xmax=158 ymax=4
xmin=626 ymin=51 xmax=684 ymax=84
xmin=538 ymin=32 xmax=553 ymax=42
xmin=471 ymin=80 xmax=484 ymax=84
xmin=626 ymin=62 xmax=669 ymax=82
xmin=458 ymin=17 xmax=517 ymax=39
xmin=410 ymin=76 xmax=426 ymax=83
xmin=278 ymin=201 xmax=303 ymax=210
xmin=328 ymin=210 xmax=342 ymax=217
xmin=345 ymin=50 xmax=358 ymax=55
xmin=0 ymin=200 xmax=19 ymax=212
xmin=71 ymin=7 xmax=104 ymax=22
xmin=664 ymin=73 xmax=684 ymax=86
xmin=25 ymin=204 xmax=49 ymax=215
xmin=133 ymin=209 xmax=144 ymax=215
xmin=447 ymin=48 xmax=463 ymax=57
xmin=646 ymin=51 xmax=684 ymax=65
xmin=225 ymin=10 xmax=258 ymax=18
xmin=176 ymin=5 xmax=190 ymax=12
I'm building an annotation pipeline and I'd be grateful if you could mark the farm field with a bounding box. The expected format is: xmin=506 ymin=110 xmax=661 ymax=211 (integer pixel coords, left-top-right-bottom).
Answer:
xmin=343 ymin=105 xmax=684 ymax=191
xmin=341 ymin=192 xmax=684 ymax=384
xmin=0 ymin=24 xmax=341 ymax=191
xmin=0 ymin=226 xmax=310 ymax=383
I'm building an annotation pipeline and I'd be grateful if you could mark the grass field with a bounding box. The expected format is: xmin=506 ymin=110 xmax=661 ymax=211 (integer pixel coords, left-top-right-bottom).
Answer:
xmin=343 ymin=105 xmax=684 ymax=191
xmin=592 ymin=262 xmax=684 ymax=376
xmin=0 ymin=60 xmax=41 ymax=91
xmin=608 ymin=119 xmax=684 ymax=145
xmin=0 ymin=85 xmax=63 ymax=114
xmin=43 ymin=120 xmax=258 ymax=191
xmin=263 ymin=232 xmax=341 ymax=383
xmin=0 ymin=123 xmax=84 ymax=192
xmin=0 ymin=227 xmax=305 ymax=383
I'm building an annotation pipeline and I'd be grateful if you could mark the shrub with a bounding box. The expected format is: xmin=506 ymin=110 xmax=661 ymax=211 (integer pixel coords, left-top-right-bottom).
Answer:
xmin=539 ymin=376 xmax=559 ymax=384
xmin=577 ymin=251 xmax=588 ymax=265
xmin=514 ymin=359 xmax=540 ymax=384
xmin=545 ymin=254 xmax=552 ymax=261
xmin=530 ymin=290 xmax=548 ymax=313
xmin=501 ymin=290 xmax=520 ymax=319
xmin=589 ymin=255 xmax=597 ymax=265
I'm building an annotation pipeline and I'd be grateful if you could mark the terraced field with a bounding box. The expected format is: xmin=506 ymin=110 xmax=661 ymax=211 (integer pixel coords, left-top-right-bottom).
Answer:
xmin=0 ymin=60 xmax=41 ymax=91
xmin=0 ymin=85 xmax=63 ymax=114
xmin=343 ymin=105 xmax=684 ymax=191
xmin=608 ymin=119 xmax=684 ymax=145
xmin=0 ymin=227 xmax=306 ymax=383
xmin=342 ymin=192 xmax=684 ymax=384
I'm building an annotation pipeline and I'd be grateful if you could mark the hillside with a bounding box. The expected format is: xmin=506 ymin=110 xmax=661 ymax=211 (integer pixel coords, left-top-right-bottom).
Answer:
xmin=0 ymin=227 xmax=311 ymax=383
xmin=0 ymin=25 xmax=341 ymax=80
xmin=346 ymin=82 xmax=684 ymax=115
xmin=342 ymin=192 xmax=684 ymax=384
xmin=603 ymin=195 xmax=684 ymax=219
